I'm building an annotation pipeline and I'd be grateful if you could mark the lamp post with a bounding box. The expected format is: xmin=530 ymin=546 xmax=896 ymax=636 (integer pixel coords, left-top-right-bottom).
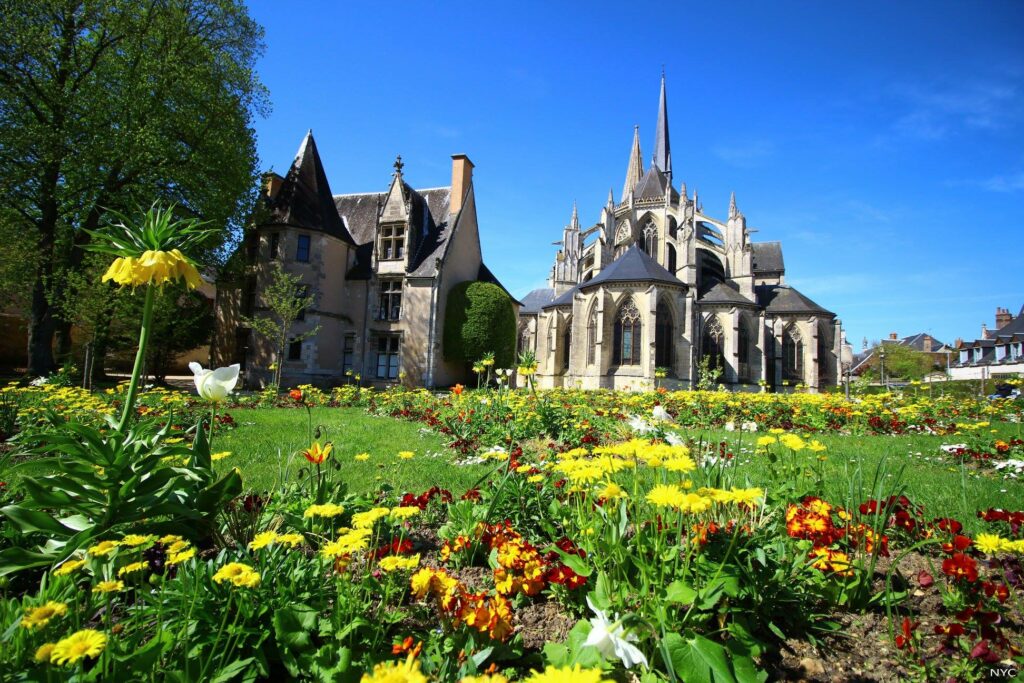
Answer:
xmin=840 ymin=340 xmax=854 ymax=401
xmin=879 ymin=346 xmax=886 ymax=391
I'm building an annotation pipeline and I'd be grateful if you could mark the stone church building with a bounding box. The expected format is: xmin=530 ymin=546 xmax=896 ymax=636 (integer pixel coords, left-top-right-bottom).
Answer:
xmin=213 ymin=131 xmax=514 ymax=388
xmin=519 ymin=76 xmax=841 ymax=391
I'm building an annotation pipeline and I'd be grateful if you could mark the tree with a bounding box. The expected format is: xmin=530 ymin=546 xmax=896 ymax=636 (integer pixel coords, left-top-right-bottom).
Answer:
xmin=146 ymin=285 xmax=214 ymax=384
xmin=443 ymin=281 xmax=517 ymax=368
xmin=865 ymin=342 xmax=934 ymax=382
xmin=0 ymin=0 xmax=267 ymax=375
xmin=241 ymin=263 xmax=319 ymax=388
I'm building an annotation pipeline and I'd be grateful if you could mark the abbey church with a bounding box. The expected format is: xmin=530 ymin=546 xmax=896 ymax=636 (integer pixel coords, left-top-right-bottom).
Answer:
xmin=519 ymin=76 xmax=841 ymax=391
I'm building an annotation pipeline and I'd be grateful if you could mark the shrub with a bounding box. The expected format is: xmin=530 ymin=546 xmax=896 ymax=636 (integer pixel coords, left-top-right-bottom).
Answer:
xmin=443 ymin=281 xmax=516 ymax=367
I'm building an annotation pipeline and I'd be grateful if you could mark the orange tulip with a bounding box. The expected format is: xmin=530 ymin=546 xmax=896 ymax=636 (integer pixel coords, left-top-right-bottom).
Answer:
xmin=303 ymin=442 xmax=332 ymax=464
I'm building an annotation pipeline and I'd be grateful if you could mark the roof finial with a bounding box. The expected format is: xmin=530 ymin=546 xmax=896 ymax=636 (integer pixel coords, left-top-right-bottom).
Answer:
xmin=728 ymin=191 xmax=738 ymax=218
xmin=393 ymin=154 xmax=404 ymax=175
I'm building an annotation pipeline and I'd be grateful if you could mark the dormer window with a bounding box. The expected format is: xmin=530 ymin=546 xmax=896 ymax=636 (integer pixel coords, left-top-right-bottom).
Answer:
xmin=379 ymin=223 xmax=405 ymax=260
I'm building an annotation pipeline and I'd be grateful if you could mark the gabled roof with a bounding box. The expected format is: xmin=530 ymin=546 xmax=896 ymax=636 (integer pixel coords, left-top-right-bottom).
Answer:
xmin=751 ymin=242 xmax=784 ymax=273
xmin=994 ymin=305 xmax=1024 ymax=337
xmin=756 ymin=284 xmax=834 ymax=316
xmin=520 ymin=288 xmax=556 ymax=314
xmin=900 ymin=332 xmax=950 ymax=352
xmin=633 ymin=166 xmax=670 ymax=200
xmin=697 ymin=281 xmax=756 ymax=307
xmin=270 ymin=132 xmax=355 ymax=245
xmin=581 ymin=245 xmax=686 ymax=290
xmin=542 ymin=286 xmax=578 ymax=309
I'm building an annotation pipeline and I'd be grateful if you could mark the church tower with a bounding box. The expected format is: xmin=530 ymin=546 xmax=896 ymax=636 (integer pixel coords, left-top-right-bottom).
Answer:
xmin=549 ymin=202 xmax=583 ymax=294
xmin=723 ymin=192 xmax=754 ymax=297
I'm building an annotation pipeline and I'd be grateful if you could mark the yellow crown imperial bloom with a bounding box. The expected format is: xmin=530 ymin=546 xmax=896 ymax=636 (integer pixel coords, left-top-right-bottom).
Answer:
xmin=50 ymin=629 xmax=107 ymax=666
xmin=101 ymin=249 xmax=202 ymax=289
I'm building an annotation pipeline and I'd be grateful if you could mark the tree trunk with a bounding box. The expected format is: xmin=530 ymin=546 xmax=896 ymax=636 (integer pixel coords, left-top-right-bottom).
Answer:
xmin=55 ymin=319 xmax=74 ymax=366
xmin=26 ymin=277 xmax=56 ymax=377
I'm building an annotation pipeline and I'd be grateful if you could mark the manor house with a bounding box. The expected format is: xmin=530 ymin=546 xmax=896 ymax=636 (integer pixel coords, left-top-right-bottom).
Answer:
xmin=519 ymin=75 xmax=841 ymax=391
xmin=213 ymin=132 xmax=513 ymax=387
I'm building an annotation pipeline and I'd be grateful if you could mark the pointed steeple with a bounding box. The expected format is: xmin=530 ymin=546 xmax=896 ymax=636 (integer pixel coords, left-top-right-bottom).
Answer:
xmin=270 ymin=130 xmax=354 ymax=245
xmin=607 ymin=188 xmax=615 ymax=207
xmin=728 ymin=192 xmax=738 ymax=219
xmin=570 ymin=200 xmax=579 ymax=229
xmin=623 ymin=126 xmax=644 ymax=199
xmin=652 ymin=72 xmax=671 ymax=177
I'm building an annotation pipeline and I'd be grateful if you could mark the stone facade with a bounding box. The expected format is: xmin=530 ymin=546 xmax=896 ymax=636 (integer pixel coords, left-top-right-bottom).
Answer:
xmin=520 ymin=76 xmax=842 ymax=392
xmin=213 ymin=133 xmax=513 ymax=388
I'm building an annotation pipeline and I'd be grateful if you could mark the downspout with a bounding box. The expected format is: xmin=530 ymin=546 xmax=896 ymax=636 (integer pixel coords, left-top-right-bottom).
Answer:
xmin=425 ymin=259 xmax=442 ymax=388
xmin=361 ymin=280 xmax=369 ymax=381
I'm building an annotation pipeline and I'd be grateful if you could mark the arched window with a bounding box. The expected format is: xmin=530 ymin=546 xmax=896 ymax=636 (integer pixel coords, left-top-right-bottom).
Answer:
xmin=782 ymin=325 xmax=803 ymax=382
xmin=667 ymin=244 xmax=677 ymax=274
xmin=738 ymin=318 xmax=752 ymax=382
xmin=586 ymin=307 xmax=598 ymax=365
xmin=702 ymin=316 xmax=726 ymax=374
xmin=641 ymin=219 xmax=658 ymax=256
xmin=562 ymin=316 xmax=572 ymax=372
xmin=817 ymin=321 xmax=833 ymax=385
xmin=613 ymin=298 xmax=642 ymax=366
xmin=655 ymin=301 xmax=673 ymax=370
xmin=518 ymin=323 xmax=531 ymax=355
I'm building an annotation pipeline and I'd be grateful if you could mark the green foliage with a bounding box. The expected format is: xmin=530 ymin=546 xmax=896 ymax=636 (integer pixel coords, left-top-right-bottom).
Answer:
xmin=864 ymin=343 xmax=936 ymax=381
xmin=241 ymin=262 xmax=320 ymax=387
xmin=696 ymin=355 xmax=724 ymax=390
xmin=0 ymin=414 xmax=241 ymax=576
xmin=443 ymin=281 xmax=517 ymax=367
xmin=147 ymin=285 xmax=215 ymax=383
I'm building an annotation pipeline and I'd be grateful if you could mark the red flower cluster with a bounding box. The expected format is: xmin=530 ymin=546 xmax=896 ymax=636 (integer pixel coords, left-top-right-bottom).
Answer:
xmin=786 ymin=496 xmax=891 ymax=572
xmin=400 ymin=486 xmax=452 ymax=510
xmin=372 ymin=537 xmax=414 ymax=560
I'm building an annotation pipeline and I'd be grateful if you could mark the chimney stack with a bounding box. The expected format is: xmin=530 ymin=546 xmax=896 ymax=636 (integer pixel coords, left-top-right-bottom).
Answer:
xmin=995 ymin=307 xmax=1012 ymax=329
xmin=450 ymin=154 xmax=474 ymax=217
xmin=262 ymin=172 xmax=284 ymax=199
xmin=923 ymin=337 xmax=933 ymax=352
xmin=981 ymin=323 xmax=989 ymax=339
xmin=889 ymin=332 xmax=898 ymax=341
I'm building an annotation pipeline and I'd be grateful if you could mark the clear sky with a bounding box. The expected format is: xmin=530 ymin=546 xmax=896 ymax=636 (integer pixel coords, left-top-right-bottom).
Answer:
xmin=245 ymin=0 xmax=1023 ymax=349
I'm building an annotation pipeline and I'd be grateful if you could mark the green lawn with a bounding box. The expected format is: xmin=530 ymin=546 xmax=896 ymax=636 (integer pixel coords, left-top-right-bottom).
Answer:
xmin=209 ymin=407 xmax=1023 ymax=534
xmin=211 ymin=407 xmax=494 ymax=496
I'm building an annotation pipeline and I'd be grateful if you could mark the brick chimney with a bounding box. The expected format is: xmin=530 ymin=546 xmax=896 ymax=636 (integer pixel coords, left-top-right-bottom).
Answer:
xmin=995 ymin=307 xmax=1012 ymax=330
xmin=923 ymin=336 xmax=932 ymax=352
xmin=889 ymin=332 xmax=898 ymax=341
xmin=981 ymin=323 xmax=989 ymax=339
xmin=450 ymin=154 xmax=474 ymax=217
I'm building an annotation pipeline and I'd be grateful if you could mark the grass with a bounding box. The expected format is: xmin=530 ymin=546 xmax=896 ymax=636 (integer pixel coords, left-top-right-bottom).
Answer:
xmin=206 ymin=407 xmax=1024 ymax=534
xmin=210 ymin=407 xmax=494 ymax=496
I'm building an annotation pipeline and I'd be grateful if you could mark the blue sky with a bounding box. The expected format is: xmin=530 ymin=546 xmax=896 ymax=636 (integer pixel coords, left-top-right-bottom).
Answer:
xmin=246 ymin=0 xmax=1023 ymax=349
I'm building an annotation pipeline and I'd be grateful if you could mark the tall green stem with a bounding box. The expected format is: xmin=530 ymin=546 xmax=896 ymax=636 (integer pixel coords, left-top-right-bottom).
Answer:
xmin=118 ymin=285 xmax=156 ymax=432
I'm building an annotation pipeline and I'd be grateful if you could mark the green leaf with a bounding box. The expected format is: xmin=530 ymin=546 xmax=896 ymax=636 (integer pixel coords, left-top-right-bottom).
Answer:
xmin=548 ymin=545 xmax=592 ymax=577
xmin=210 ymin=657 xmax=255 ymax=683
xmin=0 ymin=546 xmax=56 ymax=576
xmin=1 ymin=505 xmax=82 ymax=537
xmin=663 ymin=633 xmax=737 ymax=683
xmin=665 ymin=580 xmax=698 ymax=605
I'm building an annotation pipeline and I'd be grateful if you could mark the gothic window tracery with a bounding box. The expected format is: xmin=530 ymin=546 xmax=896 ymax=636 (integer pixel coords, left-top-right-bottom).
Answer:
xmin=612 ymin=298 xmax=642 ymax=366
xmin=782 ymin=325 xmax=804 ymax=382
xmin=562 ymin=316 xmax=572 ymax=372
xmin=586 ymin=307 xmax=598 ymax=365
xmin=655 ymin=301 xmax=673 ymax=371
xmin=702 ymin=316 xmax=726 ymax=375
xmin=738 ymin=318 xmax=752 ymax=382
xmin=641 ymin=219 xmax=658 ymax=256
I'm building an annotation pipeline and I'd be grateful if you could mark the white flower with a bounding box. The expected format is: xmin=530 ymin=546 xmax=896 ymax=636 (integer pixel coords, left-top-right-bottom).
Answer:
xmin=652 ymin=406 xmax=673 ymax=423
xmin=724 ymin=421 xmax=736 ymax=432
xmin=582 ymin=596 xmax=648 ymax=669
xmin=189 ymin=363 xmax=239 ymax=402
xmin=741 ymin=421 xmax=759 ymax=432
xmin=30 ymin=376 xmax=48 ymax=386
xmin=628 ymin=415 xmax=654 ymax=434
xmin=664 ymin=431 xmax=685 ymax=447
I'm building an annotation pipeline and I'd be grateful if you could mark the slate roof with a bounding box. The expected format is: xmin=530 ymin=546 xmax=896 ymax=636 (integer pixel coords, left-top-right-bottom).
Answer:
xmin=634 ymin=166 xmax=669 ymax=200
xmin=697 ymin=281 xmax=756 ymax=307
xmin=581 ymin=245 xmax=686 ymax=290
xmin=542 ymin=286 xmax=578 ymax=309
xmin=270 ymin=132 xmax=355 ymax=245
xmin=334 ymin=185 xmax=452 ymax=279
xmin=962 ymin=304 xmax=1024 ymax=348
xmin=520 ymin=288 xmax=556 ymax=314
xmin=751 ymin=242 xmax=784 ymax=273
xmin=755 ymin=284 xmax=834 ymax=316
xmin=900 ymin=332 xmax=950 ymax=352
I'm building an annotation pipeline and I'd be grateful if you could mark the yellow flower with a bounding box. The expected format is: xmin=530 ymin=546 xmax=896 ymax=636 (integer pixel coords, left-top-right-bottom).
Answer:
xmin=663 ymin=455 xmax=696 ymax=473
xmin=119 ymin=534 xmax=155 ymax=547
xmin=35 ymin=643 xmax=56 ymax=663
xmin=461 ymin=676 xmax=510 ymax=683
xmin=779 ymin=434 xmax=806 ymax=451
xmin=755 ymin=435 xmax=777 ymax=449
xmin=321 ymin=529 xmax=373 ymax=557
xmin=21 ymin=602 xmax=68 ymax=630
xmin=527 ymin=474 xmax=544 ymax=483
xmin=807 ymin=440 xmax=827 ymax=453
xmin=103 ymin=249 xmax=202 ymax=289
xmin=275 ymin=533 xmax=305 ymax=548
xmin=304 ymin=503 xmax=346 ymax=519
xmin=118 ymin=562 xmax=147 ymax=577
xmin=93 ymin=580 xmax=124 ymax=594
xmin=53 ymin=559 xmax=87 ymax=577
xmin=50 ymin=629 xmax=107 ymax=666
xmin=88 ymin=540 xmax=119 ymax=557
xmin=522 ymin=665 xmax=612 ymax=683
xmin=212 ymin=562 xmax=261 ymax=588
xmin=352 ymin=508 xmax=391 ymax=529
xmin=398 ymin=450 xmax=415 ymax=460
xmin=378 ymin=554 xmax=421 ymax=572
xmin=597 ymin=481 xmax=627 ymax=501
xmin=167 ymin=540 xmax=191 ymax=555
xmin=354 ymin=453 xmax=370 ymax=461
xmin=168 ymin=547 xmax=196 ymax=565
xmin=973 ymin=533 xmax=1007 ymax=555
xmin=159 ymin=534 xmax=184 ymax=545
xmin=361 ymin=654 xmax=428 ymax=683
xmin=249 ymin=531 xmax=279 ymax=550
xmin=390 ymin=506 xmax=421 ymax=521
xmin=646 ymin=484 xmax=687 ymax=509
xmin=211 ymin=451 xmax=232 ymax=461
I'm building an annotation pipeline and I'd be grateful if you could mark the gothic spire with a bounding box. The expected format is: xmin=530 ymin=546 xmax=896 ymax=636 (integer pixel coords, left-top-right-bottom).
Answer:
xmin=607 ymin=188 xmax=615 ymax=207
xmin=728 ymin=191 xmax=738 ymax=219
xmin=571 ymin=200 xmax=579 ymax=228
xmin=652 ymin=72 xmax=671 ymax=177
xmin=622 ymin=125 xmax=644 ymax=199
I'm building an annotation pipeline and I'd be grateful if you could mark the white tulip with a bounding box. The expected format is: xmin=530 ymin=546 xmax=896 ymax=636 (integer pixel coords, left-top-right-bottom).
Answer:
xmin=189 ymin=362 xmax=240 ymax=402
xmin=582 ymin=597 xmax=648 ymax=669
xmin=652 ymin=405 xmax=672 ymax=422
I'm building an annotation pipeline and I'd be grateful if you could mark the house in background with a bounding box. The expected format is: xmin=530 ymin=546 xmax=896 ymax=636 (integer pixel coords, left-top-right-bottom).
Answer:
xmin=850 ymin=332 xmax=953 ymax=378
xmin=952 ymin=305 xmax=1024 ymax=380
xmin=213 ymin=132 xmax=515 ymax=388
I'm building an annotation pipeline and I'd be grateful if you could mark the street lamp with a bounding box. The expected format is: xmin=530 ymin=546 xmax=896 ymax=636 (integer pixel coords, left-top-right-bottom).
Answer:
xmin=840 ymin=337 xmax=854 ymax=401
xmin=879 ymin=346 xmax=887 ymax=391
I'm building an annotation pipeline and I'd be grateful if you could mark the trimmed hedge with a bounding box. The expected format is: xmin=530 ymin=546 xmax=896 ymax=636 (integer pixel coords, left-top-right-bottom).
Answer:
xmin=443 ymin=281 xmax=517 ymax=367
